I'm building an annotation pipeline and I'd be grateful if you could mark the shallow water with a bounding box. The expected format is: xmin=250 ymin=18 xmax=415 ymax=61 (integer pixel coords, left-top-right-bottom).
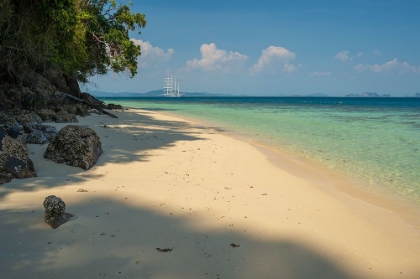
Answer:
xmin=100 ymin=97 xmax=420 ymax=205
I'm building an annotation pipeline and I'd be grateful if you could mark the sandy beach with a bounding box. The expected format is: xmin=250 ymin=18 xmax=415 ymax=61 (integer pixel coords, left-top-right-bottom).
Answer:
xmin=1 ymin=108 xmax=420 ymax=279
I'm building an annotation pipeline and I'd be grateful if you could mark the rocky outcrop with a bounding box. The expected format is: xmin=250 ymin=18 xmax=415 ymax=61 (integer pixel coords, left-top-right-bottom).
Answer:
xmin=0 ymin=128 xmax=37 ymax=183
xmin=15 ymin=111 xmax=43 ymax=125
xmin=106 ymin=103 xmax=123 ymax=110
xmin=44 ymin=125 xmax=102 ymax=170
xmin=55 ymin=110 xmax=78 ymax=123
xmin=24 ymin=124 xmax=57 ymax=144
xmin=0 ymin=111 xmax=24 ymax=140
xmin=41 ymin=65 xmax=81 ymax=99
xmin=36 ymin=107 xmax=86 ymax=123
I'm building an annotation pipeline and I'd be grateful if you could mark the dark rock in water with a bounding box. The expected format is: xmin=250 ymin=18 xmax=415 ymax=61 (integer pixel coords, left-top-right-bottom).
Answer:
xmin=0 ymin=128 xmax=37 ymax=183
xmin=44 ymin=125 xmax=102 ymax=170
xmin=24 ymin=124 xmax=57 ymax=144
xmin=106 ymin=103 xmax=123 ymax=110
xmin=43 ymin=195 xmax=73 ymax=229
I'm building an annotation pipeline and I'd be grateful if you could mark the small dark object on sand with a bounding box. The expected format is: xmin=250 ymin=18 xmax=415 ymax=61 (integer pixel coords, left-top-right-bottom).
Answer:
xmin=156 ymin=247 xmax=174 ymax=252
xmin=43 ymin=195 xmax=73 ymax=229
xmin=77 ymin=188 xmax=88 ymax=192
xmin=230 ymin=243 xmax=240 ymax=248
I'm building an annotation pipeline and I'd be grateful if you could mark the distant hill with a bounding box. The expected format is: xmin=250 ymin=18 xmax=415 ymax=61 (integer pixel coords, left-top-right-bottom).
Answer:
xmin=305 ymin=93 xmax=330 ymax=97
xmin=90 ymin=90 xmax=232 ymax=97
xmin=345 ymin=92 xmax=391 ymax=97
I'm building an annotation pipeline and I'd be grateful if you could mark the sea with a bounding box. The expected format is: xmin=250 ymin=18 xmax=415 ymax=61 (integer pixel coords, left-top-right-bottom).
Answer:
xmin=99 ymin=96 xmax=420 ymax=224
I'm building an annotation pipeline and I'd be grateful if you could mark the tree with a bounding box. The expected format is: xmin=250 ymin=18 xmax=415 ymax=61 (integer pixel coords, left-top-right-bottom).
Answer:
xmin=0 ymin=0 xmax=146 ymax=84
xmin=76 ymin=0 xmax=147 ymax=82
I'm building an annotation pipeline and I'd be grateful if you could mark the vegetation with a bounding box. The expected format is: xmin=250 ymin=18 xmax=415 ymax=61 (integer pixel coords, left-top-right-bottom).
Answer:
xmin=0 ymin=0 xmax=146 ymax=83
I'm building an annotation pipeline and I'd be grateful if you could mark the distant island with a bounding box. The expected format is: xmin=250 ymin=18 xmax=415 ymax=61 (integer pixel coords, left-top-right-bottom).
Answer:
xmin=345 ymin=92 xmax=391 ymax=97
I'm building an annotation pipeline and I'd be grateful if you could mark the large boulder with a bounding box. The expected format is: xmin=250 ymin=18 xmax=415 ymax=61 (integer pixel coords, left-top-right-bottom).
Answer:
xmin=0 ymin=128 xmax=37 ymax=184
xmin=44 ymin=125 xmax=102 ymax=170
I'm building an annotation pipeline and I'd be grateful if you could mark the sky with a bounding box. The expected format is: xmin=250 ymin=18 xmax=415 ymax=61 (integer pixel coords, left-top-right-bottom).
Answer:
xmin=85 ymin=0 xmax=420 ymax=96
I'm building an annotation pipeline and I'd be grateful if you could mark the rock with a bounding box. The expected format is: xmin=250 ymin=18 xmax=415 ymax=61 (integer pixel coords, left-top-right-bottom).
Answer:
xmin=0 ymin=128 xmax=37 ymax=183
xmin=0 ymin=111 xmax=23 ymax=139
xmin=21 ymin=71 xmax=57 ymax=109
xmin=36 ymin=109 xmax=57 ymax=122
xmin=43 ymin=195 xmax=73 ymax=229
xmin=106 ymin=103 xmax=123 ymax=110
xmin=41 ymin=65 xmax=82 ymax=98
xmin=54 ymin=110 xmax=78 ymax=123
xmin=80 ymin=93 xmax=106 ymax=108
xmin=24 ymin=124 xmax=57 ymax=144
xmin=44 ymin=125 xmax=102 ymax=170
xmin=15 ymin=111 xmax=43 ymax=125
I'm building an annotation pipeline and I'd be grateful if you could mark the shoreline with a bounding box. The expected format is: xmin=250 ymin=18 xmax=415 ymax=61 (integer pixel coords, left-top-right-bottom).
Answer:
xmin=1 ymin=108 xmax=420 ymax=278
xmin=152 ymin=107 xmax=420 ymax=232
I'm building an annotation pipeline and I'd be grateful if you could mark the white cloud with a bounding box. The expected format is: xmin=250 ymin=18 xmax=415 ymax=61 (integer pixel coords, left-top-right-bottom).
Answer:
xmin=334 ymin=50 xmax=351 ymax=62
xmin=354 ymin=59 xmax=420 ymax=73
xmin=356 ymin=52 xmax=364 ymax=57
xmin=373 ymin=49 xmax=381 ymax=56
xmin=184 ymin=43 xmax=248 ymax=73
xmin=131 ymin=39 xmax=174 ymax=67
xmin=249 ymin=46 xmax=296 ymax=75
xmin=310 ymin=71 xmax=332 ymax=77
xmin=283 ymin=64 xmax=297 ymax=73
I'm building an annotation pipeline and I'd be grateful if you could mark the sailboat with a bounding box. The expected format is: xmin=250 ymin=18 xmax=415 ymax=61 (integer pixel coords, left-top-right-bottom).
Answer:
xmin=163 ymin=75 xmax=184 ymax=97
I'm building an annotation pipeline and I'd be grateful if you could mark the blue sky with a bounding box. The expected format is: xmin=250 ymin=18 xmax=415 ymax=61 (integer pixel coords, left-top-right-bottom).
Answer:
xmin=85 ymin=0 xmax=420 ymax=96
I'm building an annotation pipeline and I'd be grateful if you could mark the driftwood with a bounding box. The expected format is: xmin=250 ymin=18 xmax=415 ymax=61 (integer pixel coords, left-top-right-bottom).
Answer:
xmin=61 ymin=92 xmax=118 ymax=118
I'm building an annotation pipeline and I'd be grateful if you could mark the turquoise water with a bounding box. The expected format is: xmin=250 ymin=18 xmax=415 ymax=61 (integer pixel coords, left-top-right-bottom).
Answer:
xmin=100 ymin=97 xmax=420 ymax=205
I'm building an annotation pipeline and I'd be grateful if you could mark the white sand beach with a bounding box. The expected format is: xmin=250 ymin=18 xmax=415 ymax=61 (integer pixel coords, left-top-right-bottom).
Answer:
xmin=1 ymin=108 xmax=420 ymax=279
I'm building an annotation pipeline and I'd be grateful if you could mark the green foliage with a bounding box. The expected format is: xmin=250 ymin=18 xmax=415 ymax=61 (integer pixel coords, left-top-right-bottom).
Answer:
xmin=0 ymin=0 xmax=146 ymax=83
xmin=77 ymin=0 xmax=146 ymax=82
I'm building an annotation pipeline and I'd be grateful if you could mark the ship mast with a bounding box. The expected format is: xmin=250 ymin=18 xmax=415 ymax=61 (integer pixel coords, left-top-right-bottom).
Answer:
xmin=163 ymin=75 xmax=173 ymax=96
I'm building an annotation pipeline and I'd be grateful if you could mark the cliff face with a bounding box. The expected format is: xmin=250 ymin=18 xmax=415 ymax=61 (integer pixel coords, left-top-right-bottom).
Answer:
xmin=0 ymin=67 xmax=81 ymax=111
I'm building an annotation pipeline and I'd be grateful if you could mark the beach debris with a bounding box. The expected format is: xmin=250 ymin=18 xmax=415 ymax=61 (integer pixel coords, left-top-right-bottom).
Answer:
xmin=230 ymin=243 xmax=240 ymax=248
xmin=43 ymin=195 xmax=73 ymax=229
xmin=77 ymin=188 xmax=88 ymax=192
xmin=156 ymin=247 xmax=174 ymax=252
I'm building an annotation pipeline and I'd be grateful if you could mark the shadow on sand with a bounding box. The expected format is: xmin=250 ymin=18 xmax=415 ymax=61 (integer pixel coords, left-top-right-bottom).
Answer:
xmin=1 ymin=109 xmax=413 ymax=279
